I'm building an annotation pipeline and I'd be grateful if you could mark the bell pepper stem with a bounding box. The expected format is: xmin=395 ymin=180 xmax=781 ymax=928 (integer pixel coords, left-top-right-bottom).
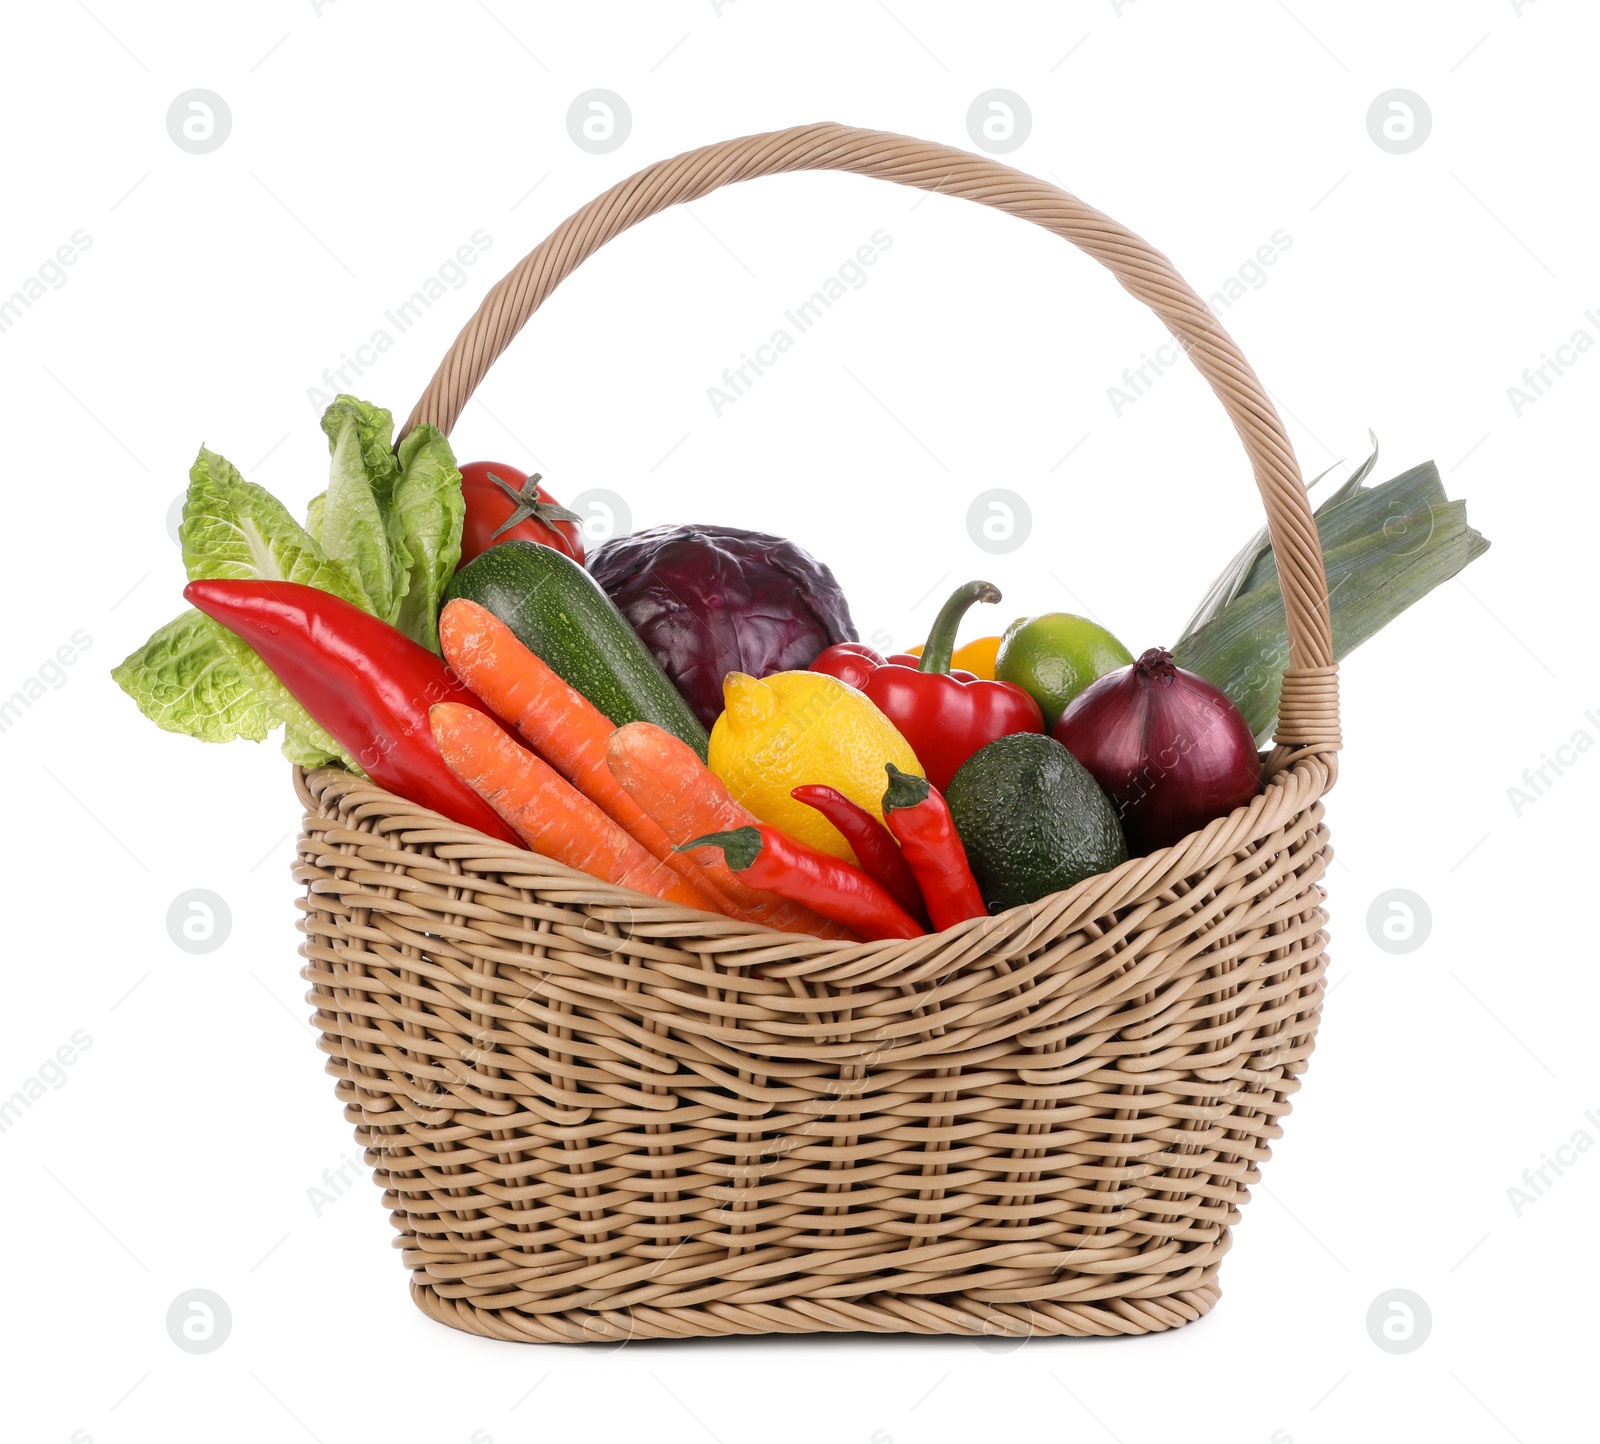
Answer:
xmin=917 ymin=580 xmax=1002 ymax=674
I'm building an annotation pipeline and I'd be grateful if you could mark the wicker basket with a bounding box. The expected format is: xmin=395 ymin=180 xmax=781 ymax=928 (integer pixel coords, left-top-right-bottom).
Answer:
xmin=294 ymin=123 xmax=1341 ymax=1344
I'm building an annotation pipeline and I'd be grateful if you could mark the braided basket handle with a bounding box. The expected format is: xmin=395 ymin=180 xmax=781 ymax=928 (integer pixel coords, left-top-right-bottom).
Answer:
xmin=406 ymin=122 xmax=1339 ymax=753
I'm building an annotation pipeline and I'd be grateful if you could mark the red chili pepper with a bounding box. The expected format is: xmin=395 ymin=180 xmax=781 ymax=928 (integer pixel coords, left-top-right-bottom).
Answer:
xmin=811 ymin=581 xmax=1043 ymax=791
xmin=880 ymin=764 xmax=987 ymax=930
xmin=184 ymin=579 xmax=523 ymax=848
xmin=790 ymin=784 xmax=929 ymax=927
xmin=678 ymin=825 xmax=925 ymax=942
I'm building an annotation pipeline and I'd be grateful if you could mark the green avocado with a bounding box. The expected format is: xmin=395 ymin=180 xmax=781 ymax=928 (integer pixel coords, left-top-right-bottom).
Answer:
xmin=945 ymin=732 xmax=1127 ymax=911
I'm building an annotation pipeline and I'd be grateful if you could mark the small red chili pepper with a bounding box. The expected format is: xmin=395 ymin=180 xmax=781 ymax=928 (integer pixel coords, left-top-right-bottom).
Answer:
xmin=790 ymin=784 xmax=929 ymax=927
xmin=184 ymin=578 xmax=523 ymax=848
xmin=880 ymin=764 xmax=987 ymax=930
xmin=678 ymin=825 xmax=925 ymax=942
xmin=811 ymin=581 xmax=1043 ymax=791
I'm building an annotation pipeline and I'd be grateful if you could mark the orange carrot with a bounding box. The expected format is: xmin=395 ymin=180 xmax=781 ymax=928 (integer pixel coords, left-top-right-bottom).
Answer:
xmin=438 ymin=598 xmax=736 ymax=916
xmin=430 ymin=703 xmax=712 ymax=911
xmin=606 ymin=721 xmax=857 ymax=941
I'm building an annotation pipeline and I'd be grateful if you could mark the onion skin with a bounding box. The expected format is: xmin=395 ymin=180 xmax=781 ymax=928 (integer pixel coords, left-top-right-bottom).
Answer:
xmin=1052 ymin=647 xmax=1262 ymax=855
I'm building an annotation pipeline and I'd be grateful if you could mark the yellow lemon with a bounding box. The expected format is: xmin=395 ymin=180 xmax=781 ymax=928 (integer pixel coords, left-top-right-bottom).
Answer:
xmin=708 ymin=671 xmax=922 ymax=862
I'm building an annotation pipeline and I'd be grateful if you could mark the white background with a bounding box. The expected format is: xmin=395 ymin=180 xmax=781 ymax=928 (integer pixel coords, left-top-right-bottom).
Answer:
xmin=2 ymin=2 xmax=1593 ymax=1441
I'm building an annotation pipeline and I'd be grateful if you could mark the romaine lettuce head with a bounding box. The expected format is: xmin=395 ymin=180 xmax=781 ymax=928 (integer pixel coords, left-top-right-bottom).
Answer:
xmin=115 ymin=395 xmax=465 ymax=763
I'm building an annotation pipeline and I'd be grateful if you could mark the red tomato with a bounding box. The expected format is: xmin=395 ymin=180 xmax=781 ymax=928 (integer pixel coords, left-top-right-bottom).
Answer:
xmin=457 ymin=462 xmax=585 ymax=569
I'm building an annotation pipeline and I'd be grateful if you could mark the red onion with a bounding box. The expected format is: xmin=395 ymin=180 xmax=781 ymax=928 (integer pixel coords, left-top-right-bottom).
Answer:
xmin=1052 ymin=647 xmax=1262 ymax=855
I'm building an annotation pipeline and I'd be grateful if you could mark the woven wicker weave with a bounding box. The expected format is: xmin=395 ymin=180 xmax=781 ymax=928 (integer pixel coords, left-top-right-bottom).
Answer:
xmin=294 ymin=123 xmax=1341 ymax=1344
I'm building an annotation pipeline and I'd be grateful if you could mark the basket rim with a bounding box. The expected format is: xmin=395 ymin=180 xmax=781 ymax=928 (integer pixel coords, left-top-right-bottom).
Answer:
xmin=296 ymin=745 xmax=1333 ymax=980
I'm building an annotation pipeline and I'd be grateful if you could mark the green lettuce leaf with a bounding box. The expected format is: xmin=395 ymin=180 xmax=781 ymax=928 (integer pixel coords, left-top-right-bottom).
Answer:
xmin=180 ymin=447 xmax=368 ymax=607
xmin=112 ymin=610 xmax=282 ymax=745
xmin=319 ymin=395 xmax=400 ymax=502
xmin=280 ymin=709 xmax=356 ymax=771
xmin=389 ymin=423 xmax=465 ymax=651
xmin=318 ymin=407 xmax=409 ymax=624
xmin=111 ymin=608 xmax=354 ymax=768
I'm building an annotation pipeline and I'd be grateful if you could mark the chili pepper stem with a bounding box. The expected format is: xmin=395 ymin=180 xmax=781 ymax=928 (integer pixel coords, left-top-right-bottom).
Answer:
xmin=881 ymin=765 xmax=931 ymax=810
xmin=917 ymin=580 xmax=1002 ymax=674
xmin=678 ymin=827 xmax=762 ymax=870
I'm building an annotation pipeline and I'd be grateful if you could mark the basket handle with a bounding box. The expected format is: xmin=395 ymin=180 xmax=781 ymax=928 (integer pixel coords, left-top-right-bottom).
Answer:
xmin=405 ymin=122 xmax=1339 ymax=753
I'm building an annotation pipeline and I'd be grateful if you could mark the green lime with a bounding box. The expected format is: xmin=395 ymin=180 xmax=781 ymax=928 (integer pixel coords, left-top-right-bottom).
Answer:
xmin=994 ymin=612 xmax=1133 ymax=728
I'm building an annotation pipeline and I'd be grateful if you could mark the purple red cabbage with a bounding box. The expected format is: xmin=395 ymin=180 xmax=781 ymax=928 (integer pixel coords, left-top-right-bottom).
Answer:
xmin=587 ymin=523 xmax=858 ymax=729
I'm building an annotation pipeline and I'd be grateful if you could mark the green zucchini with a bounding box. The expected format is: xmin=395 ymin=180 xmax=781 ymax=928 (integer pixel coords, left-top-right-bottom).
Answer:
xmin=446 ymin=540 xmax=710 ymax=757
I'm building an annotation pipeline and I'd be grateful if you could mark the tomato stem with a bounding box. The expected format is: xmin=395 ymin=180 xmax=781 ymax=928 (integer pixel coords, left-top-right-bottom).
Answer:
xmin=486 ymin=470 xmax=583 ymax=541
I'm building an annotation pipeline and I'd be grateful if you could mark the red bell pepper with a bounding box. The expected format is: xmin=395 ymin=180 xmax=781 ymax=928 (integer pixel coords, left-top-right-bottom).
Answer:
xmin=184 ymin=579 xmax=524 ymax=848
xmin=811 ymin=581 xmax=1043 ymax=791
xmin=812 ymin=641 xmax=981 ymax=690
